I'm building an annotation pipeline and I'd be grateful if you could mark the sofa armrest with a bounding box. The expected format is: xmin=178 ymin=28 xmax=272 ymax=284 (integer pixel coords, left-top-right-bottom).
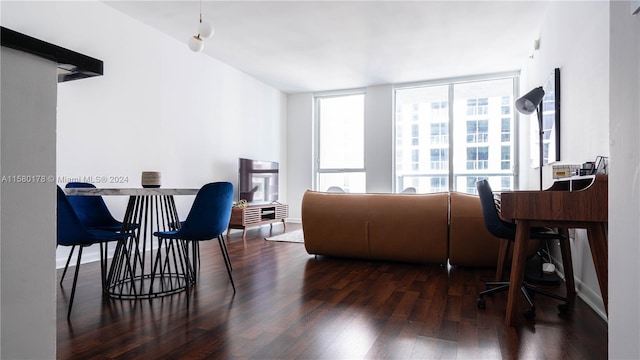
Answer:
xmin=301 ymin=191 xmax=370 ymax=259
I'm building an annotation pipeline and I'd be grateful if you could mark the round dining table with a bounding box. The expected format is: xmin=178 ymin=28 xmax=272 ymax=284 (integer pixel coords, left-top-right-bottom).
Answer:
xmin=64 ymin=187 xmax=199 ymax=300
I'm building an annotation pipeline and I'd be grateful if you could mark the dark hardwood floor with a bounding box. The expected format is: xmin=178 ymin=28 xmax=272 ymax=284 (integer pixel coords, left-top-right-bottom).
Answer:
xmin=57 ymin=223 xmax=607 ymax=359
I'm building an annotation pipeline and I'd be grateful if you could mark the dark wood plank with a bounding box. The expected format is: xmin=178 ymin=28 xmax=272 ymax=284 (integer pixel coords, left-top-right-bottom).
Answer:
xmin=57 ymin=223 xmax=607 ymax=359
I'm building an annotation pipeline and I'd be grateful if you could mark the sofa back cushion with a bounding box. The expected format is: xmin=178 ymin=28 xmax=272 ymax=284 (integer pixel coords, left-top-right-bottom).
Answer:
xmin=366 ymin=192 xmax=448 ymax=264
xmin=301 ymin=190 xmax=449 ymax=264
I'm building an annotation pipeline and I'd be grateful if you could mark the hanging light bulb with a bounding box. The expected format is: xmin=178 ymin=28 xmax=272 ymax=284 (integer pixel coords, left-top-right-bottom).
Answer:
xmin=187 ymin=0 xmax=214 ymax=51
xmin=198 ymin=14 xmax=214 ymax=39
xmin=188 ymin=35 xmax=204 ymax=52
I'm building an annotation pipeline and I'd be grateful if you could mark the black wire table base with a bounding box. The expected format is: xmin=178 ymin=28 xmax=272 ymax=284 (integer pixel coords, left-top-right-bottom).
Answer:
xmin=106 ymin=273 xmax=188 ymax=300
xmin=105 ymin=194 xmax=195 ymax=300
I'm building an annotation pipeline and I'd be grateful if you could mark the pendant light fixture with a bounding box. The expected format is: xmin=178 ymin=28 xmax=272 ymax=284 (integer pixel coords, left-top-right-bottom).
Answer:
xmin=188 ymin=0 xmax=214 ymax=52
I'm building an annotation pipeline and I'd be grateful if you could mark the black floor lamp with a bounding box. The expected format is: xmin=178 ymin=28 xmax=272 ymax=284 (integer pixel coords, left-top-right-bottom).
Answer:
xmin=515 ymin=87 xmax=546 ymax=191
xmin=515 ymin=86 xmax=561 ymax=285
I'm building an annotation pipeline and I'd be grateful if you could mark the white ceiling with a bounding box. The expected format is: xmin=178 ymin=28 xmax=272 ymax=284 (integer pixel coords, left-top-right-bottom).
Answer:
xmin=105 ymin=1 xmax=549 ymax=94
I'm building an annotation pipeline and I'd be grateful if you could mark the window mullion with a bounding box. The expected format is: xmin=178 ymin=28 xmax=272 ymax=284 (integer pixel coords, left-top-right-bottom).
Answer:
xmin=447 ymin=83 xmax=454 ymax=192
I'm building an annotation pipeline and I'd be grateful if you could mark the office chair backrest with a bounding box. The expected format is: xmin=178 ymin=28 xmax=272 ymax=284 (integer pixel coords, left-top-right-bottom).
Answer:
xmin=476 ymin=180 xmax=517 ymax=240
xmin=178 ymin=182 xmax=234 ymax=241
xmin=65 ymin=182 xmax=121 ymax=229
xmin=57 ymin=186 xmax=94 ymax=246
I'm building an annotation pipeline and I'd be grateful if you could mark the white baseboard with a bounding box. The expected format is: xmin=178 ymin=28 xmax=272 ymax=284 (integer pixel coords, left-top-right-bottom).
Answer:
xmin=552 ymin=256 xmax=607 ymax=321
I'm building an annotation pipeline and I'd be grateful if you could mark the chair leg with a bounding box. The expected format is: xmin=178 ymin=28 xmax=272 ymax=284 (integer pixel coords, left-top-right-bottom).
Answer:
xmin=220 ymin=234 xmax=232 ymax=271
xmin=217 ymin=235 xmax=235 ymax=293
xmin=523 ymin=283 xmax=569 ymax=303
xmin=68 ymin=246 xmax=84 ymax=320
xmin=477 ymin=278 xmax=569 ymax=320
xmin=190 ymin=242 xmax=199 ymax=282
xmin=195 ymin=242 xmax=201 ymax=271
xmin=60 ymin=245 xmax=76 ymax=285
xmin=218 ymin=235 xmax=233 ymax=273
xmin=479 ymin=282 xmax=510 ymax=297
xmin=100 ymin=243 xmax=107 ymax=292
xmin=185 ymin=240 xmax=191 ymax=307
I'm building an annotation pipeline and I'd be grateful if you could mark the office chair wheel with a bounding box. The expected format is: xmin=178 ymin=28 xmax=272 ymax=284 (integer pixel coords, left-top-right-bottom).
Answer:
xmin=558 ymin=303 xmax=570 ymax=314
xmin=477 ymin=297 xmax=486 ymax=309
xmin=523 ymin=308 xmax=536 ymax=320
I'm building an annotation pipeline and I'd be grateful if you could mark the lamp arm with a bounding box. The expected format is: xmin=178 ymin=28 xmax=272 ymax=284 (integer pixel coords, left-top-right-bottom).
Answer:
xmin=537 ymin=104 xmax=544 ymax=191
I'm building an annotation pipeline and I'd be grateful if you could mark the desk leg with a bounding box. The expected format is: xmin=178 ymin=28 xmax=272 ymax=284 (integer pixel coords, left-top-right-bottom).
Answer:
xmin=505 ymin=220 xmax=531 ymax=327
xmin=587 ymin=222 xmax=608 ymax=313
xmin=558 ymin=228 xmax=576 ymax=296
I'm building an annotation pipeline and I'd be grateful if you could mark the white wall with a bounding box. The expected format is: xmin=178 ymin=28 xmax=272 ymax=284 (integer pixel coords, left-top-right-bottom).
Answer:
xmin=1 ymin=47 xmax=57 ymax=360
xmin=518 ymin=0 xmax=609 ymax=317
xmin=286 ymin=93 xmax=313 ymax=220
xmin=1 ymin=1 xmax=287 ymax=267
xmin=365 ymin=85 xmax=394 ymax=193
xmin=609 ymin=1 xmax=640 ymax=358
xmin=518 ymin=1 xmax=609 ymax=190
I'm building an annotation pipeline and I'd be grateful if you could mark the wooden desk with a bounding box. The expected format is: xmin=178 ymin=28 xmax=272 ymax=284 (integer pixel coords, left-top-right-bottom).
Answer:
xmin=500 ymin=175 xmax=608 ymax=326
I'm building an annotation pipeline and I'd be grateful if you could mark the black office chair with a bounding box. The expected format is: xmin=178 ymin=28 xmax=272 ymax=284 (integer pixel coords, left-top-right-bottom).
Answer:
xmin=476 ymin=179 xmax=569 ymax=320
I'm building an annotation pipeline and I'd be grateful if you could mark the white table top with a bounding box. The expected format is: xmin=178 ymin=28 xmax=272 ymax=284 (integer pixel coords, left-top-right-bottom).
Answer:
xmin=63 ymin=188 xmax=199 ymax=196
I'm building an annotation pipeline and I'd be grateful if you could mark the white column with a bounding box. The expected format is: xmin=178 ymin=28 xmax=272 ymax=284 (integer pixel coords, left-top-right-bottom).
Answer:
xmin=1 ymin=46 xmax=57 ymax=359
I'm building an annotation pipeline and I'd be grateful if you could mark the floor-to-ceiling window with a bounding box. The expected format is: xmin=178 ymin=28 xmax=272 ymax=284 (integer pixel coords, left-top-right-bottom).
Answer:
xmin=395 ymin=85 xmax=450 ymax=193
xmin=314 ymin=92 xmax=366 ymax=193
xmin=395 ymin=75 xmax=518 ymax=194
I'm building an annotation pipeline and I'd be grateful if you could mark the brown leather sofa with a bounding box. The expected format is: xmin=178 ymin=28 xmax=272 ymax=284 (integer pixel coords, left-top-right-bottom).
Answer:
xmin=301 ymin=190 xmax=535 ymax=267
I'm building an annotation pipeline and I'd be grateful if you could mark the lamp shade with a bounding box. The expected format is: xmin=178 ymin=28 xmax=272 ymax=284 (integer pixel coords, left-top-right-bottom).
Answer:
xmin=515 ymin=87 xmax=545 ymax=114
xmin=198 ymin=21 xmax=214 ymax=39
xmin=188 ymin=35 xmax=204 ymax=52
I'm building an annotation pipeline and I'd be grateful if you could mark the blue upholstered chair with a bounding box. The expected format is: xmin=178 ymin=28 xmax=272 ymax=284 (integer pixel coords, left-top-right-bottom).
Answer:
xmin=65 ymin=182 xmax=123 ymax=230
xmin=154 ymin=182 xmax=235 ymax=302
xmin=60 ymin=182 xmax=125 ymax=285
xmin=57 ymin=186 xmax=133 ymax=319
xmin=475 ymin=179 xmax=569 ymax=320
